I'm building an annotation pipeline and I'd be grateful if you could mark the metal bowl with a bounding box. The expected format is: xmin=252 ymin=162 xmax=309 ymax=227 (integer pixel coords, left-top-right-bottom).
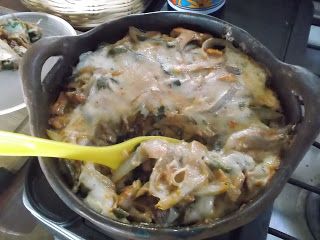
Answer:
xmin=20 ymin=12 xmax=320 ymax=240
xmin=0 ymin=12 xmax=76 ymax=115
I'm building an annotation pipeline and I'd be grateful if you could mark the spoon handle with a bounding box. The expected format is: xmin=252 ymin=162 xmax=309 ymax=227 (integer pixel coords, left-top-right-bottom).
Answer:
xmin=0 ymin=130 xmax=83 ymax=158
xmin=0 ymin=130 xmax=121 ymax=168
xmin=0 ymin=131 xmax=179 ymax=169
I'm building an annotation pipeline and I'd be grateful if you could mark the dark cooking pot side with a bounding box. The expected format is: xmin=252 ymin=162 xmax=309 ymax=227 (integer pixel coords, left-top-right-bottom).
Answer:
xmin=20 ymin=12 xmax=320 ymax=240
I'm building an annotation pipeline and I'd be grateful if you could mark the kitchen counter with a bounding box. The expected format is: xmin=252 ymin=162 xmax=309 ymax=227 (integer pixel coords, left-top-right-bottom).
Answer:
xmin=0 ymin=5 xmax=53 ymax=240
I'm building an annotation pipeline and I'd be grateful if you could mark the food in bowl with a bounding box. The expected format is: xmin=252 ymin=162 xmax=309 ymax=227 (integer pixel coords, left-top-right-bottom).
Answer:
xmin=47 ymin=27 xmax=290 ymax=226
xmin=0 ymin=18 xmax=42 ymax=71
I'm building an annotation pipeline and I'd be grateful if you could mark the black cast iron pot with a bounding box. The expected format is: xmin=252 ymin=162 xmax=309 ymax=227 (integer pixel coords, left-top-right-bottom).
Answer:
xmin=20 ymin=12 xmax=320 ymax=240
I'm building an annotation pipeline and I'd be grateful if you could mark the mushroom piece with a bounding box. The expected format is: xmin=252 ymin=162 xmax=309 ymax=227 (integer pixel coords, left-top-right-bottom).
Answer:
xmin=202 ymin=37 xmax=227 ymax=57
xmin=170 ymin=28 xmax=211 ymax=50
xmin=224 ymin=126 xmax=289 ymax=152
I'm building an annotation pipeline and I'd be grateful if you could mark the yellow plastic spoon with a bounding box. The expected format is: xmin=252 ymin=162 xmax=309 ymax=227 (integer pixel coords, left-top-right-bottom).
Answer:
xmin=0 ymin=131 xmax=179 ymax=170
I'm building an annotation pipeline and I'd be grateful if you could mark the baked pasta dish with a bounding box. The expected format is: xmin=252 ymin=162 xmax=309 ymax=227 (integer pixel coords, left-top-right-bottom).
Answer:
xmin=0 ymin=18 xmax=41 ymax=71
xmin=48 ymin=27 xmax=290 ymax=226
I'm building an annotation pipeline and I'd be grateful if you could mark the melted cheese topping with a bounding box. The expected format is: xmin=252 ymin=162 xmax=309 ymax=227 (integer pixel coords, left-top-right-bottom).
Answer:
xmin=48 ymin=27 xmax=289 ymax=226
xmin=51 ymin=27 xmax=279 ymax=145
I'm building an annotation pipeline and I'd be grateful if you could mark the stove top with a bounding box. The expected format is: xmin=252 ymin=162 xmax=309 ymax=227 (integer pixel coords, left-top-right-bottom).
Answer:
xmin=148 ymin=0 xmax=319 ymax=74
xmin=20 ymin=0 xmax=320 ymax=240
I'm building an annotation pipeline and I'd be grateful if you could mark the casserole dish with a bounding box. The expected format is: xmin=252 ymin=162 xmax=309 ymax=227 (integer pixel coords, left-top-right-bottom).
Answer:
xmin=20 ymin=12 xmax=320 ymax=240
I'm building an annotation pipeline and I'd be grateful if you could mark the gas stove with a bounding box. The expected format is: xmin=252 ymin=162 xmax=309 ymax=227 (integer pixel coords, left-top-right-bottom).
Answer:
xmin=18 ymin=0 xmax=320 ymax=240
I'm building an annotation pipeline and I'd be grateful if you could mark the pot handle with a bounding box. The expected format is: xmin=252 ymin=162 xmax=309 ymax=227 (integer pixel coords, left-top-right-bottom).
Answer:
xmin=286 ymin=64 xmax=320 ymax=151
xmin=19 ymin=36 xmax=75 ymax=136
xmin=20 ymin=36 xmax=71 ymax=100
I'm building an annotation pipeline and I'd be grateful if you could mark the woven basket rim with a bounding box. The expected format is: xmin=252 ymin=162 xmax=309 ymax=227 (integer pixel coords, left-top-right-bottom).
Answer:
xmin=21 ymin=0 xmax=153 ymax=28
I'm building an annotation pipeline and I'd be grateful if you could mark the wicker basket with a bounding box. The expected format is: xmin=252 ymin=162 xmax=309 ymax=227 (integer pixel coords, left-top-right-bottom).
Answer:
xmin=21 ymin=0 xmax=153 ymax=29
